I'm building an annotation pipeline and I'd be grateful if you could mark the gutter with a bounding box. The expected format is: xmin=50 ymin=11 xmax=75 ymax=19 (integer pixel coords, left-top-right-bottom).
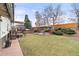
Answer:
xmin=4 ymin=3 xmax=14 ymax=22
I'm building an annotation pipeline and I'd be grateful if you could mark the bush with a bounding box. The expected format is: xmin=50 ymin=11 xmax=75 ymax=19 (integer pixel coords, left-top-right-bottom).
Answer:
xmin=60 ymin=28 xmax=67 ymax=33
xmin=34 ymin=30 xmax=38 ymax=32
xmin=44 ymin=29 xmax=50 ymax=32
xmin=44 ymin=28 xmax=50 ymax=32
xmin=55 ymin=28 xmax=62 ymax=31
xmin=53 ymin=30 xmax=63 ymax=35
xmin=53 ymin=28 xmax=76 ymax=35
xmin=61 ymin=28 xmax=76 ymax=35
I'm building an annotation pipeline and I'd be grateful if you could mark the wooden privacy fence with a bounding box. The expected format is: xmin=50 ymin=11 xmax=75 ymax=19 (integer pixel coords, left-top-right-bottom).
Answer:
xmin=32 ymin=23 xmax=77 ymax=32
xmin=50 ymin=23 xmax=77 ymax=29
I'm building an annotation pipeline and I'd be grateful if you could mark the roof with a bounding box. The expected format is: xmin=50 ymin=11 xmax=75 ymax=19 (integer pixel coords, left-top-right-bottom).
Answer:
xmin=0 ymin=3 xmax=9 ymax=16
xmin=14 ymin=21 xmax=24 ymax=24
xmin=6 ymin=3 xmax=14 ymax=22
xmin=0 ymin=3 xmax=14 ymax=22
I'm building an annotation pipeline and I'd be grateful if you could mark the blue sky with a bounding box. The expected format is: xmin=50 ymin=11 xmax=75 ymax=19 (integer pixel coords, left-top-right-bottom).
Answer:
xmin=15 ymin=3 xmax=75 ymax=27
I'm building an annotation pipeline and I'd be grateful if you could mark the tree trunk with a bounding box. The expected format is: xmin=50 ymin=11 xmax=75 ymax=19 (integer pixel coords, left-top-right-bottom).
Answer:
xmin=52 ymin=17 xmax=55 ymax=30
xmin=47 ymin=18 xmax=49 ymax=26
xmin=77 ymin=18 xmax=79 ymax=30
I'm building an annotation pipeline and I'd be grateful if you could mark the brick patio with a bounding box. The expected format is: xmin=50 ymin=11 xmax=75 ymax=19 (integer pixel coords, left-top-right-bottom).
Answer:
xmin=0 ymin=39 xmax=23 ymax=56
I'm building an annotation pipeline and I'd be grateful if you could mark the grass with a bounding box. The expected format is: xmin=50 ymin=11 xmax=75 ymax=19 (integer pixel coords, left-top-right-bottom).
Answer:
xmin=19 ymin=34 xmax=79 ymax=56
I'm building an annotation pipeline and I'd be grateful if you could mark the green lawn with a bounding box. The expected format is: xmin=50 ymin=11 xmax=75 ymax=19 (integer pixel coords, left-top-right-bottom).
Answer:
xmin=19 ymin=34 xmax=79 ymax=56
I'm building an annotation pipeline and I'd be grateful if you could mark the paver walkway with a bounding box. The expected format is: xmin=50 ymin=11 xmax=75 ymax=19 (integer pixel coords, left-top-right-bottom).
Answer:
xmin=0 ymin=39 xmax=23 ymax=56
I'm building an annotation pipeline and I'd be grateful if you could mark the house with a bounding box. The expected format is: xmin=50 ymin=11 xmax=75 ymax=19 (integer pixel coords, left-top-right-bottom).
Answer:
xmin=14 ymin=21 xmax=24 ymax=26
xmin=14 ymin=21 xmax=25 ymax=31
xmin=0 ymin=3 xmax=14 ymax=48
xmin=13 ymin=21 xmax=26 ymax=38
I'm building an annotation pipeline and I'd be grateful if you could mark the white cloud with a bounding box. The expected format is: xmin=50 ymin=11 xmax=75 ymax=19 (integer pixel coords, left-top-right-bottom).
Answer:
xmin=32 ymin=9 xmax=37 ymax=13
xmin=15 ymin=9 xmax=26 ymax=16
xmin=15 ymin=8 xmax=27 ymax=22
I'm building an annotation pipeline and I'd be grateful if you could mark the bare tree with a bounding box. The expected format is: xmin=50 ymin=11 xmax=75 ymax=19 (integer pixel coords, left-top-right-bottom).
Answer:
xmin=42 ymin=4 xmax=62 ymax=30
xmin=42 ymin=4 xmax=53 ymax=26
xmin=35 ymin=11 xmax=42 ymax=27
xmin=72 ymin=4 xmax=79 ymax=30
xmin=35 ymin=4 xmax=62 ymax=29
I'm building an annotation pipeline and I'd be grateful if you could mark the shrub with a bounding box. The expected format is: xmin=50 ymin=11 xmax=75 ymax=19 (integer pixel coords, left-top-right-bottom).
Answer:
xmin=55 ymin=28 xmax=62 ymax=31
xmin=53 ymin=28 xmax=76 ymax=35
xmin=60 ymin=28 xmax=66 ymax=33
xmin=61 ymin=28 xmax=76 ymax=35
xmin=53 ymin=30 xmax=63 ymax=35
xmin=34 ymin=30 xmax=38 ymax=32
xmin=66 ymin=31 xmax=76 ymax=34
xmin=44 ymin=28 xmax=50 ymax=32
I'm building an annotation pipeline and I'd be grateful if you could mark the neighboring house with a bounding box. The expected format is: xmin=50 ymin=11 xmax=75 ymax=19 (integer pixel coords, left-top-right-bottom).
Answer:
xmin=14 ymin=21 xmax=24 ymax=27
xmin=14 ymin=21 xmax=26 ymax=32
xmin=13 ymin=21 xmax=26 ymax=38
xmin=0 ymin=3 xmax=14 ymax=48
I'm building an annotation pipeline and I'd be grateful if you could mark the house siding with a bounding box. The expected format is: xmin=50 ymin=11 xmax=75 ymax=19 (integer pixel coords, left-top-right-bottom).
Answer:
xmin=0 ymin=21 xmax=1 ymax=48
xmin=0 ymin=3 xmax=14 ymax=48
xmin=0 ymin=16 xmax=11 ymax=38
xmin=0 ymin=16 xmax=11 ymax=48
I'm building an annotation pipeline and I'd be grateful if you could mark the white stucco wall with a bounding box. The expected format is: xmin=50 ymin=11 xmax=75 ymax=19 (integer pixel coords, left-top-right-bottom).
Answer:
xmin=0 ymin=16 xmax=11 ymax=39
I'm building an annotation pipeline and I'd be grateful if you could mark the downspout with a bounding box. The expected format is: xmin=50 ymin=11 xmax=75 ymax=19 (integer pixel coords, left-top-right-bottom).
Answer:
xmin=78 ymin=18 xmax=79 ymax=30
xmin=0 ymin=16 xmax=2 ymax=39
xmin=0 ymin=16 xmax=2 ymax=48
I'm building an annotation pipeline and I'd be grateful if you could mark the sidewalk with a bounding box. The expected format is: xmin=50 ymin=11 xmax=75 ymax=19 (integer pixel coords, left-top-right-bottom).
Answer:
xmin=0 ymin=39 xmax=23 ymax=56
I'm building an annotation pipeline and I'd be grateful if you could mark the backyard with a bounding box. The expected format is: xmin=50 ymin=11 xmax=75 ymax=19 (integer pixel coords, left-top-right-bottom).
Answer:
xmin=19 ymin=33 xmax=79 ymax=56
